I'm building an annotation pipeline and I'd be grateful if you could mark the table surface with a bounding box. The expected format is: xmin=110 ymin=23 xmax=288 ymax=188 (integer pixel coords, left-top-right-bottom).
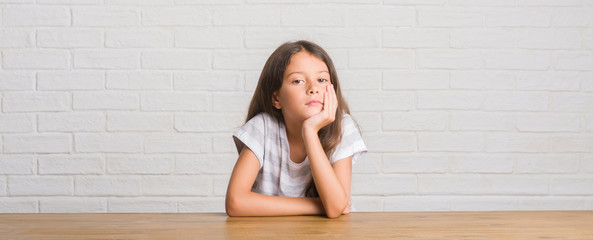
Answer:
xmin=1 ymin=211 xmax=592 ymax=239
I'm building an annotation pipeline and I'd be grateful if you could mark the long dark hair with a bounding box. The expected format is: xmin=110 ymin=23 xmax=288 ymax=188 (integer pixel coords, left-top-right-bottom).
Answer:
xmin=245 ymin=40 xmax=351 ymax=197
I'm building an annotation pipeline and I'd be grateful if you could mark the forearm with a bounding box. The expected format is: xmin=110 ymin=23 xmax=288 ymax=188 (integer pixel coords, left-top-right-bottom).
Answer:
xmin=226 ymin=191 xmax=323 ymax=217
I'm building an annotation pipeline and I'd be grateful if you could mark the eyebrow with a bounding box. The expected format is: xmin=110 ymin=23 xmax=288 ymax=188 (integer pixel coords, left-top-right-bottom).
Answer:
xmin=286 ymin=71 xmax=330 ymax=77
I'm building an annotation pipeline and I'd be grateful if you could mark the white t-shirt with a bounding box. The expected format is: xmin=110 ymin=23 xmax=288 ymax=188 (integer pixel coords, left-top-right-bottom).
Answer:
xmin=233 ymin=112 xmax=367 ymax=198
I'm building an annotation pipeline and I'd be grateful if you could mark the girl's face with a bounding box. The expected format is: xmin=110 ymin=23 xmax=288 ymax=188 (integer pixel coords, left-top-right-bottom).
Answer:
xmin=273 ymin=51 xmax=331 ymax=123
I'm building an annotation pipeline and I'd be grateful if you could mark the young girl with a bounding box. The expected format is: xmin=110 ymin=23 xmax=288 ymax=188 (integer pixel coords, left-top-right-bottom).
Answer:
xmin=225 ymin=40 xmax=367 ymax=218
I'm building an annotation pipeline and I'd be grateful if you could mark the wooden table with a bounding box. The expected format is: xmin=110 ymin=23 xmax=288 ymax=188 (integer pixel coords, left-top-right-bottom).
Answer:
xmin=1 ymin=211 xmax=592 ymax=239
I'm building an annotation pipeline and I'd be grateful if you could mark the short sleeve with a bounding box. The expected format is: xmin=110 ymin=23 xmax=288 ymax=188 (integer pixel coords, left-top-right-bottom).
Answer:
xmin=330 ymin=114 xmax=367 ymax=164
xmin=233 ymin=114 xmax=266 ymax=168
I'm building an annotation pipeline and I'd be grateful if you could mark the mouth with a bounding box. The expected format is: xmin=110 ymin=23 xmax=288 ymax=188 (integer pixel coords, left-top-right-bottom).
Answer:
xmin=306 ymin=100 xmax=323 ymax=106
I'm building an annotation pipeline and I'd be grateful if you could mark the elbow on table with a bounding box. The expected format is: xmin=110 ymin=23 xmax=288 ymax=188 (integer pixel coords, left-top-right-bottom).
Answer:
xmin=225 ymin=194 xmax=243 ymax=217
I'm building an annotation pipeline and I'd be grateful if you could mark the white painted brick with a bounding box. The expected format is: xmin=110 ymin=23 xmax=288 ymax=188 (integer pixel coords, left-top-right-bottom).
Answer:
xmin=587 ymin=115 xmax=593 ymax=132
xmin=555 ymin=52 xmax=593 ymax=71
xmin=143 ymin=7 xmax=210 ymax=26
xmin=213 ymin=6 xmax=281 ymax=26
xmin=383 ymin=28 xmax=448 ymax=49
xmin=551 ymin=177 xmax=593 ymax=195
xmin=519 ymin=0 xmax=581 ymax=6
xmin=0 ymin=178 xmax=4 ymax=195
xmin=363 ymin=133 xmax=416 ymax=152
xmin=552 ymin=9 xmax=593 ymax=27
xmin=38 ymin=155 xmax=104 ymax=175
xmin=0 ymin=113 xmax=34 ymax=133
xmin=352 ymin=197 xmax=383 ymax=212
xmin=384 ymin=196 xmax=449 ymax=212
xmin=176 ymin=0 xmax=240 ymax=4
xmin=419 ymin=175 xmax=548 ymax=195
xmin=449 ymin=154 xmax=514 ymax=173
xmin=37 ymin=0 xmax=101 ymax=3
xmin=3 ymin=6 xmax=70 ymax=26
xmin=75 ymin=133 xmax=143 ymax=153
xmin=9 ymin=176 xmax=73 ymax=196
xmin=345 ymin=91 xmax=413 ymax=111
xmin=73 ymin=91 xmax=138 ymax=110
xmin=108 ymin=112 xmax=172 ymax=132
xmin=213 ymin=175 xmax=229 ymax=197
xmin=383 ymin=111 xmax=447 ymax=131
xmin=212 ymin=93 xmax=252 ymax=112
xmin=175 ymin=113 xmax=242 ymax=132
xmin=486 ymin=133 xmax=548 ymax=153
xmin=142 ymin=176 xmax=210 ymax=196
xmin=281 ymin=7 xmax=344 ymax=27
xmin=3 ymin=50 xmax=69 ymax=69
xmin=451 ymin=112 xmax=514 ymax=131
xmin=550 ymin=93 xmax=593 ymax=112
xmin=38 ymin=112 xmax=104 ymax=132
xmin=418 ymin=133 xmax=484 ymax=152
xmin=549 ymin=134 xmax=593 ymax=153
xmin=0 ymin=28 xmax=31 ymax=48
xmin=417 ymin=91 xmax=482 ymax=110
xmin=450 ymin=29 xmax=516 ymax=49
xmin=352 ymin=174 xmax=416 ymax=195
xmin=37 ymin=71 xmax=105 ymax=90
xmin=40 ymin=198 xmax=106 ymax=213
xmin=516 ymin=29 xmax=581 ymax=50
xmin=176 ymin=154 xmax=235 ymax=174
xmin=107 ymin=0 xmax=171 ymax=4
xmin=4 ymin=134 xmax=71 ymax=153
xmin=586 ymin=30 xmax=593 ymax=50
xmin=73 ymin=7 xmax=139 ymax=27
xmin=75 ymin=176 xmax=141 ymax=196
xmin=417 ymin=49 xmax=482 ymax=70
xmin=142 ymin=50 xmax=209 ymax=70
xmin=486 ymin=9 xmax=550 ymax=27
xmin=108 ymin=198 xmax=176 ymax=213
xmin=0 ymin=156 xmax=36 ymax=174
xmin=174 ymin=71 xmax=242 ymax=91
xmin=450 ymin=71 xmax=515 ymax=90
xmin=418 ymin=7 xmax=483 ymax=27
xmin=384 ymin=0 xmax=444 ymax=5
xmin=516 ymin=154 xmax=580 ymax=174
xmin=340 ymin=70 xmax=381 ymax=90
xmin=74 ymin=50 xmax=140 ymax=69
xmin=107 ymin=71 xmax=172 ymax=90
xmin=326 ymin=49 xmax=349 ymax=70
xmin=144 ymin=133 xmax=211 ymax=153
xmin=351 ymin=112 xmax=381 ymax=133
xmin=516 ymin=71 xmax=580 ymax=91
xmin=347 ymin=6 xmax=414 ymax=27
xmin=311 ymin=28 xmax=379 ymax=48
xmin=349 ymin=49 xmax=413 ymax=69
xmin=107 ymin=155 xmax=173 ymax=174
xmin=584 ymin=155 xmax=593 ymax=173
xmin=352 ymin=152 xmax=381 ymax=174
xmin=244 ymin=28 xmax=311 ymax=49
xmin=484 ymin=92 xmax=548 ymax=111
xmin=106 ymin=29 xmax=173 ymax=48
xmin=0 ymin=199 xmax=38 ymax=213
xmin=212 ymin=134 xmax=236 ymax=153
xmin=449 ymin=0 xmax=515 ymax=6
xmin=485 ymin=51 xmax=550 ymax=70
xmin=213 ymin=50 xmax=269 ymax=70
xmin=517 ymin=113 xmax=580 ymax=132
xmin=37 ymin=28 xmax=103 ymax=48
xmin=176 ymin=28 xmax=242 ymax=49
xmin=140 ymin=92 xmax=209 ymax=111
xmin=178 ymin=197 xmax=225 ymax=213
xmin=383 ymin=153 xmax=447 ymax=173
xmin=0 ymin=71 xmax=35 ymax=91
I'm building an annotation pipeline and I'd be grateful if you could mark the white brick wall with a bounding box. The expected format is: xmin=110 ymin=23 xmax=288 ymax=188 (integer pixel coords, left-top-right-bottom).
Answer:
xmin=1 ymin=1 xmax=592 ymax=213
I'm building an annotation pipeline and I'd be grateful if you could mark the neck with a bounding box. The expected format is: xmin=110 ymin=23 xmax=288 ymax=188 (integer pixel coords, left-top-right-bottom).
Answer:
xmin=284 ymin=117 xmax=304 ymax=146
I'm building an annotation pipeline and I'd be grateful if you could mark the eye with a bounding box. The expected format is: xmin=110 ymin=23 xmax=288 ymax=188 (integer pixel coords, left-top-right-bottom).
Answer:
xmin=318 ymin=78 xmax=328 ymax=83
xmin=292 ymin=79 xmax=304 ymax=84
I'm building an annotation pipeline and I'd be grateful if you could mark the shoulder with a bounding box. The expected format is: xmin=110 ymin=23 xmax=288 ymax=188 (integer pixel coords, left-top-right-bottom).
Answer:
xmin=245 ymin=112 xmax=278 ymax=128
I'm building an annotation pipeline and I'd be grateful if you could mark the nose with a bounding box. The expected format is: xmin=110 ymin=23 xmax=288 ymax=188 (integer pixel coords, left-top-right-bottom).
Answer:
xmin=307 ymin=81 xmax=319 ymax=95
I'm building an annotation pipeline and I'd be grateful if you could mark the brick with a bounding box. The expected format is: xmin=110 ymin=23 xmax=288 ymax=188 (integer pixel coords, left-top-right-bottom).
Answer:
xmin=0 ymin=156 xmax=36 ymax=174
xmin=384 ymin=196 xmax=449 ymax=212
xmin=516 ymin=29 xmax=581 ymax=50
xmin=383 ymin=153 xmax=447 ymax=173
xmin=552 ymin=9 xmax=593 ymax=27
xmin=73 ymin=7 xmax=139 ymax=27
xmin=176 ymin=0 xmax=240 ymax=4
xmin=213 ymin=50 xmax=270 ymax=70
xmin=349 ymin=49 xmax=413 ymax=69
xmin=516 ymin=71 xmax=580 ymax=91
xmin=213 ymin=6 xmax=281 ymax=26
xmin=106 ymin=29 xmax=173 ymax=48
xmin=74 ymin=50 xmax=140 ymax=69
xmin=585 ymin=30 xmax=593 ymax=50
xmin=383 ymin=70 xmax=448 ymax=90
xmin=363 ymin=133 xmax=416 ymax=152
xmin=142 ymin=50 xmax=209 ymax=70
xmin=108 ymin=198 xmax=177 ymax=213
xmin=419 ymin=175 xmax=548 ymax=195
xmin=212 ymin=93 xmax=252 ymax=112
xmin=484 ymin=92 xmax=548 ymax=111
xmin=417 ymin=91 xmax=482 ymax=110
xmin=347 ymin=6 xmax=414 ymax=27
xmin=144 ymin=133 xmax=211 ymax=153
xmin=40 ymin=198 xmax=107 ymax=213
xmin=451 ymin=112 xmax=514 ymax=131
xmin=38 ymin=112 xmax=104 ymax=132
xmin=346 ymin=91 xmax=413 ymax=111
xmin=451 ymin=71 xmax=515 ymax=90
xmin=417 ymin=49 xmax=482 ymax=70
xmin=352 ymin=152 xmax=381 ymax=174
xmin=551 ymin=177 xmax=593 ymax=195
xmin=351 ymin=112 xmax=381 ymax=133
xmin=212 ymin=175 xmax=229 ymax=197
xmin=178 ymin=198 xmax=226 ymax=213
xmin=107 ymin=0 xmax=171 ymax=4
xmin=418 ymin=7 xmax=483 ymax=27
xmin=383 ymin=112 xmax=447 ymax=131
xmin=451 ymin=29 xmax=516 ymax=49
xmin=339 ymin=70 xmax=381 ymax=90
xmin=37 ymin=71 xmax=105 ymax=90
xmin=107 ymin=71 xmax=172 ymax=90
xmin=352 ymin=174 xmax=416 ymax=195
xmin=516 ymin=154 xmax=580 ymax=174
xmin=281 ymin=7 xmax=344 ymax=27
xmin=142 ymin=176 xmax=210 ymax=196
xmin=3 ymin=50 xmax=69 ymax=69
xmin=418 ymin=133 xmax=484 ymax=152
xmin=587 ymin=115 xmax=593 ymax=132
xmin=555 ymin=52 xmax=593 ymax=71
xmin=75 ymin=176 xmax=141 ymax=196
xmin=449 ymin=154 xmax=514 ymax=173
xmin=0 ymin=71 xmax=35 ymax=91
xmin=140 ymin=92 xmax=209 ymax=111
xmin=0 ymin=28 xmax=31 ymax=48
xmin=0 ymin=114 xmax=34 ymax=133
xmin=0 ymin=199 xmax=38 ymax=213
xmin=311 ymin=28 xmax=379 ymax=48
xmin=449 ymin=0 xmax=515 ymax=6
xmin=519 ymin=0 xmax=581 ymax=6
xmin=176 ymin=28 xmax=242 ymax=49
xmin=584 ymin=155 xmax=593 ymax=172
xmin=486 ymin=133 xmax=548 ymax=153
xmin=73 ymin=91 xmax=139 ymax=110
xmin=38 ymin=155 xmax=104 ymax=174
xmin=143 ymin=7 xmax=210 ymax=26
xmin=549 ymin=134 xmax=593 ymax=153
xmin=107 ymin=155 xmax=174 ymax=174
xmin=108 ymin=112 xmax=173 ymax=132
xmin=517 ymin=113 xmax=580 ymax=132
xmin=175 ymin=113 xmax=242 ymax=132
xmin=550 ymin=93 xmax=593 ymax=112
xmin=8 ymin=176 xmax=73 ymax=196
xmin=244 ymin=28 xmax=311 ymax=49
xmin=175 ymin=154 xmax=236 ymax=174
xmin=212 ymin=134 xmax=236 ymax=153
xmin=384 ymin=0 xmax=444 ymax=5
xmin=486 ymin=9 xmax=550 ymax=27
xmin=383 ymin=28 xmax=449 ymax=48
xmin=75 ymin=133 xmax=143 ymax=153
xmin=37 ymin=28 xmax=103 ymax=48
xmin=3 ymin=6 xmax=70 ymax=26
xmin=174 ymin=71 xmax=242 ymax=91
xmin=485 ymin=51 xmax=550 ymax=70
xmin=3 ymin=92 xmax=70 ymax=112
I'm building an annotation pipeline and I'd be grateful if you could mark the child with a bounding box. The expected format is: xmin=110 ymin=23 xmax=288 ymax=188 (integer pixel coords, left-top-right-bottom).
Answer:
xmin=225 ymin=40 xmax=367 ymax=218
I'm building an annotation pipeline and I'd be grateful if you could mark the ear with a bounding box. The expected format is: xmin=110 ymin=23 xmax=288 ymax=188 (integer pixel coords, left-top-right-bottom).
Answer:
xmin=272 ymin=91 xmax=282 ymax=110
